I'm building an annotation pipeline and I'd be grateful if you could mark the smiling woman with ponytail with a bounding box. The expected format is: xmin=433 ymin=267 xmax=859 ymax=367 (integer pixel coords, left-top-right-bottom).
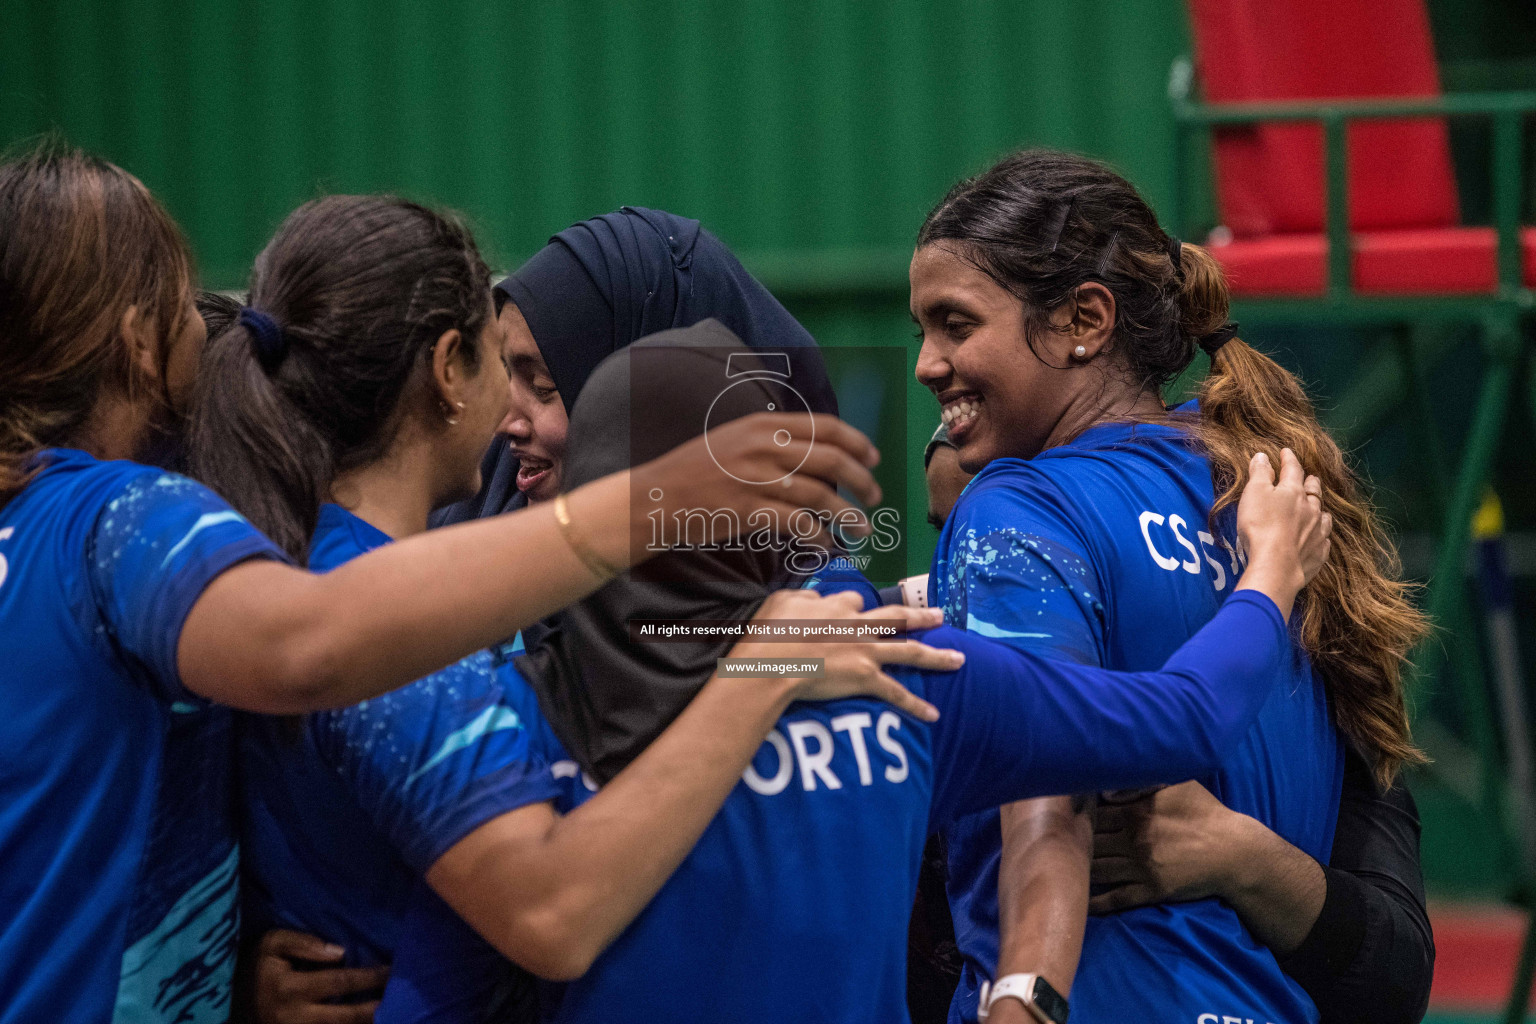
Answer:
xmin=909 ymin=148 xmax=1430 ymax=1024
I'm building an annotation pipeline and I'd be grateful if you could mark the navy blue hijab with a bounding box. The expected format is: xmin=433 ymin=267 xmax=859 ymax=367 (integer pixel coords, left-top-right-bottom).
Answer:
xmin=434 ymin=207 xmax=837 ymax=523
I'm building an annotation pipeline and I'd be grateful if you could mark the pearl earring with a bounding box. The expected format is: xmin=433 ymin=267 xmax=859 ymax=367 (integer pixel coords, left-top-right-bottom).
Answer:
xmin=1073 ymin=345 xmax=1088 ymax=359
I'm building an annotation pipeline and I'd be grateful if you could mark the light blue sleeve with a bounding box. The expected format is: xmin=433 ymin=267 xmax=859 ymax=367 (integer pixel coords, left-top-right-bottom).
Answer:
xmin=86 ymin=470 xmax=284 ymax=705
xmin=938 ymin=473 xmax=1106 ymax=667
xmin=924 ymin=591 xmax=1291 ymax=828
xmin=313 ymin=655 xmax=563 ymax=875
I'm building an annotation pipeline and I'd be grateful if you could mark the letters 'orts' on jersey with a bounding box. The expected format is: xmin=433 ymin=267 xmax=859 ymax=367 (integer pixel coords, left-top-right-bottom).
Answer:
xmin=934 ymin=411 xmax=1343 ymax=1024
xmin=537 ymin=587 xmax=1294 ymax=1024
xmin=0 ymin=449 xmax=283 ymax=1023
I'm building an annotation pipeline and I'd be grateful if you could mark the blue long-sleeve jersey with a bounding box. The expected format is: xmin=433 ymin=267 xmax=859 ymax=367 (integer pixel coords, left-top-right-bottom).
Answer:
xmin=935 ymin=413 xmax=1342 ymax=1024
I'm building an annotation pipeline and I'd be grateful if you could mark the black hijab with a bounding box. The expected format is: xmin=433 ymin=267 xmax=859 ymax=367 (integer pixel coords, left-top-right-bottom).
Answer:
xmin=434 ymin=207 xmax=837 ymax=523
xmin=516 ymin=319 xmax=815 ymax=784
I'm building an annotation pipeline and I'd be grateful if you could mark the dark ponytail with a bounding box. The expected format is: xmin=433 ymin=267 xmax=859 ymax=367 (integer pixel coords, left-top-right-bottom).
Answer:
xmin=920 ymin=149 xmax=1428 ymax=785
xmin=186 ymin=195 xmax=491 ymax=562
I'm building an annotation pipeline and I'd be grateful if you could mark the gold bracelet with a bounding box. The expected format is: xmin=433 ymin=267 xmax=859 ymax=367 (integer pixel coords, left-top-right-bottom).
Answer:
xmin=554 ymin=492 xmax=621 ymax=580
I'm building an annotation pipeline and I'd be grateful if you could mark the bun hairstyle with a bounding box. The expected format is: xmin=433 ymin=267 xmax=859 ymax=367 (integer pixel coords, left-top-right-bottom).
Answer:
xmin=920 ymin=149 xmax=1428 ymax=785
xmin=0 ymin=142 xmax=194 ymax=504
xmin=186 ymin=195 xmax=491 ymax=562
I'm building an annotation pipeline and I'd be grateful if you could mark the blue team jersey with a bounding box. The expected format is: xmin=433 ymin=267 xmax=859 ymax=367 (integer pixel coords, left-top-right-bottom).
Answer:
xmin=240 ymin=504 xmax=566 ymax=973
xmin=543 ymin=589 xmax=1293 ymax=1024
xmin=934 ymin=415 xmax=1343 ymax=1024
xmin=0 ymin=449 xmax=283 ymax=1023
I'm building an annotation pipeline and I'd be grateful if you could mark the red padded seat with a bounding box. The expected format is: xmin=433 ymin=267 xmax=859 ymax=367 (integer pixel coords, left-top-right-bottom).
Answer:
xmin=1184 ymin=0 xmax=1524 ymax=297
xmin=1210 ymin=228 xmax=1536 ymax=296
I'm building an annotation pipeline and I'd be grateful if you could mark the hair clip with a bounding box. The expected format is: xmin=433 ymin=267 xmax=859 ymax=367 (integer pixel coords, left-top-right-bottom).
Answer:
xmin=1044 ymin=197 xmax=1076 ymax=253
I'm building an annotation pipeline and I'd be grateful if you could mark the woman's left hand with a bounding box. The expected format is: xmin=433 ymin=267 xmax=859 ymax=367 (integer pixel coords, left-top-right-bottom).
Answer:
xmin=726 ymin=588 xmax=962 ymax=721
xmin=250 ymin=929 xmax=387 ymax=1024
xmin=1088 ymin=782 xmax=1257 ymax=915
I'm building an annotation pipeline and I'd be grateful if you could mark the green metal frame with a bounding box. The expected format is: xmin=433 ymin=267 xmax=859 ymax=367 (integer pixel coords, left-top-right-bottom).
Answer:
xmin=1171 ymin=73 xmax=1536 ymax=1022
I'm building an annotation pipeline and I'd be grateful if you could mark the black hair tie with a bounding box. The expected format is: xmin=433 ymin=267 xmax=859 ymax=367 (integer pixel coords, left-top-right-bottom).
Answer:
xmin=1167 ymin=234 xmax=1183 ymax=274
xmin=239 ymin=306 xmax=289 ymax=373
xmin=1199 ymin=321 xmax=1240 ymax=357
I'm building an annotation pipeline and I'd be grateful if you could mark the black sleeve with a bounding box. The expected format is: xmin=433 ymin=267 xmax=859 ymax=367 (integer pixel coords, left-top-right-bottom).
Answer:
xmin=1275 ymin=743 xmax=1435 ymax=1024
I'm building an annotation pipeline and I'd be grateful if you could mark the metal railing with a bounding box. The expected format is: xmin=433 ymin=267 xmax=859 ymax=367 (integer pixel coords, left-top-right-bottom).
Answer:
xmin=1171 ymin=66 xmax=1536 ymax=1024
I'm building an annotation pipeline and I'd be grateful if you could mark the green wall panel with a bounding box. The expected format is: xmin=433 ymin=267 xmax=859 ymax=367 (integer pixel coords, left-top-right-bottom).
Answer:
xmin=0 ymin=0 xmax=1191 ymax=573
xmin=0 ymin=0 xmax=1190 ymax=278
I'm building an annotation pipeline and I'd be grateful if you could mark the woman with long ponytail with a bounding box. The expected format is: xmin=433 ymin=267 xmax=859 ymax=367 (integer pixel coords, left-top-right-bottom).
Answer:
xmin=910 ymin=148 xmax=1429 ymax=1024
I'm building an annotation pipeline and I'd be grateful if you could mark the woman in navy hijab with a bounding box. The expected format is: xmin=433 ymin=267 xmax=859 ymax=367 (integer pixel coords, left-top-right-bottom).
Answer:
xmin=435 ymin=206 xmax=836 ymax=521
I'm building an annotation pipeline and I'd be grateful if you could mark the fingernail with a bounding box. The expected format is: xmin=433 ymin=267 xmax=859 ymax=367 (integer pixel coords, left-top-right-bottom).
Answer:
xmin=324 ymin=944 xmax=345 ymax=958
xmin=864 ymin=446 xmax=880 ymax=468
xmin=948 ymin=651 xmax=966 ymax=666
xmin=918 ymin=702 xmax=940 ymax=722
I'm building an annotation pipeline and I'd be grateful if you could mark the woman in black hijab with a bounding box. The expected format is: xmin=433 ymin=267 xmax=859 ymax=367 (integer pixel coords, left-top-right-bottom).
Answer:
xmin=434 ymin=206 xmax=836 ymax=520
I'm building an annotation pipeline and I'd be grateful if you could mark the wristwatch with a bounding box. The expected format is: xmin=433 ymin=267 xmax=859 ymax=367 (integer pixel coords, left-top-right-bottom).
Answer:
xmin=895 ymin=573 xmax=929 ymax=609
xmin=977 ymin=973 xmax=1070 ymax=1024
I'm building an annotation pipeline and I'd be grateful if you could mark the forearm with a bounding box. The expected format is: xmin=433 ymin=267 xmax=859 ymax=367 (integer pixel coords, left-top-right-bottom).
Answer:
xmin=1006 ymin=593 xmax=1291 ymax=799
xmin=1232 ymin=542 xmax=1303 ymax=622
xmin=1220 ymin=813 xmax=1327 ymax=954
xmin=430 ymin=671 xmax=800 ymax=978
xmin=926 ymin=594 xmax=1292 ymax=823
xmin=996 ymin=797 xmax=1091 ymax=993
xmin=180 ymin=473 xmax=636 ymax=712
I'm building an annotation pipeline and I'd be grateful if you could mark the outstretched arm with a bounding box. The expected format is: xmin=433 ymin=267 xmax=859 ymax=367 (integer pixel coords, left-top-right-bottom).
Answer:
xmin=1090 ymin=780 xmax=1326 ymax=947
xmin=177 ymin=415 xmax=882 ymax=714
xmin=426 ymin=592 xmax=961 ymax=981
xmin=929 ymin=450 xmax=1332 ymax=826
